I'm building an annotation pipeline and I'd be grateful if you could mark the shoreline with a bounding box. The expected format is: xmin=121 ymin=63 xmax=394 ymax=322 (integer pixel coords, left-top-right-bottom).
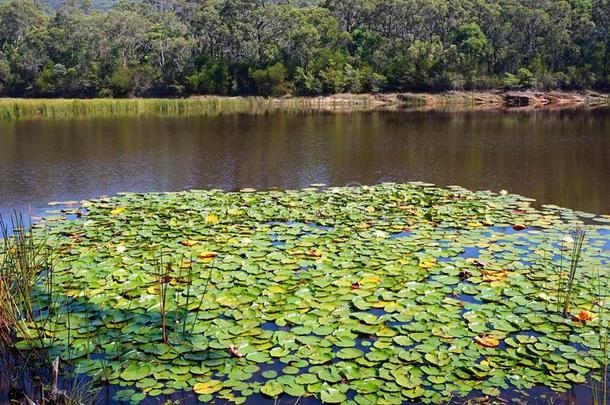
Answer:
xmin=0 ymin=91 xmax=608 ymax=120
xmin=281 ymin=90 xmax=610 ymax=109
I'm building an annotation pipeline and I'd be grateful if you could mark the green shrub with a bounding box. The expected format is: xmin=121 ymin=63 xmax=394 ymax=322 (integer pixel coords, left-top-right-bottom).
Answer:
xmin=251 ymin=63 xmax=292 ymax=97
xmin=503 ymin=68 xmax=536 ymax=89
xmin=110 ymin=66 xmax=135 ymax=97
xmin=187 ymin=60 xmax=234 ymax=95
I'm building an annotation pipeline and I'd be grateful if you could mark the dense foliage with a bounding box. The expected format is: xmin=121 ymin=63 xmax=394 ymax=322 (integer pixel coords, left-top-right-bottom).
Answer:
xmin=1 ymin=0 xmax=609 ymax=97
xmin=21 ymin=184 xmax=610 ymax=404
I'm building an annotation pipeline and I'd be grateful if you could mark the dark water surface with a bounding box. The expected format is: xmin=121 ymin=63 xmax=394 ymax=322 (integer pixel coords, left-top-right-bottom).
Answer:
xmin=1 ymin=109 xmax=610 ymax=404
xmin=1 ymin=108 xmax=609 ymax=219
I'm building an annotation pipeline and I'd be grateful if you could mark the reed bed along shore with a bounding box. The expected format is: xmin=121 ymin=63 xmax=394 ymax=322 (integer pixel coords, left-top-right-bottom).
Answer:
xmin=0 ymin=96 xmax=384 ymax=121
xmin=0 ymin=97 xmax=274 ymax=120
xmin=0 ymin=91 xmax=608 ymax=121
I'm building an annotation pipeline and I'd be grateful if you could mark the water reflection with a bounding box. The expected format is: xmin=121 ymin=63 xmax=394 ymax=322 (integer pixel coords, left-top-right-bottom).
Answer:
xmin=0 ymin=108 xmax=609 ymax=218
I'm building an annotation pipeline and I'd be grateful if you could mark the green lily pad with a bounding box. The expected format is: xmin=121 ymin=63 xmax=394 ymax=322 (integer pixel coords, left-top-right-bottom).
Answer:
xmin=261 ymin=381 xmax=284 ymax=397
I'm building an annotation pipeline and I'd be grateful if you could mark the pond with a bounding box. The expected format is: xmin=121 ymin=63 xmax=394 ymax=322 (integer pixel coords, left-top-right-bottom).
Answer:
xmin=1 ymin=108 xmax=610 ymax=405
xmin=1 ymin=108 xmax=609 ymax=219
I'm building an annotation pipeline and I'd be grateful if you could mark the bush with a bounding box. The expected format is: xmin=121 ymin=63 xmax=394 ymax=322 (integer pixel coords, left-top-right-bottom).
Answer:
xmin=35 ymin=63 xmax=67 ymax=97
xmin=294 ymin=67 xmax=322 ymax=95
xmin=187 ymin=60 xmax=233 ymax=95
xmin=110 ymin=66 xmax=135 ymax=97
xmin=359 ymin=65 xmax=386 ymax=93
xmin=98 ymin=88 xmax=114 ymax=98
xmin=319 ymin=63 xmax=346 ymax=94
xmin=0 ymin=58 xmax=10 ymax=93
xmin=344 ymin=64 xmax=363 ymax=93
xmin=251 ymin=63 xmax=292 ymax=97
xmin=503 ymin=68 xmax=536 ymax=89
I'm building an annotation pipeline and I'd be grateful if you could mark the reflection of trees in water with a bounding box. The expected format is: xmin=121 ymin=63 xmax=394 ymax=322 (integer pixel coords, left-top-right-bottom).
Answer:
xmin=0 ymin=111 xmax=609 ymax=218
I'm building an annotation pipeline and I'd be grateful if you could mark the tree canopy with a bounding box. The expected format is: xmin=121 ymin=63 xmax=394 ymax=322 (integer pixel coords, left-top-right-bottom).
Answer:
xmin=0 ymin=0 xmax=609 ymax=97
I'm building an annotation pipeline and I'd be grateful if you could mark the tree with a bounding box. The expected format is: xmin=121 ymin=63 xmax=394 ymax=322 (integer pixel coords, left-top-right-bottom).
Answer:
xmin=0 ymin=0 xmax=47 ymax=47
xmin=103 ymin=8 xmax=149 ymax=68
xmin=147 ymin=11 xmax=195 ymax=93
xmin=0 ymin=54 xmax=10 ymax=93
xmin=594 ymin=0 xmax=610 ymax=78
xmin=251 ymin=62 xmax=292 ymax=96
xmin=1 ymin=0 xmax=609 ymax=96
xmin=455 ymin=22 xmax=489 ymax=83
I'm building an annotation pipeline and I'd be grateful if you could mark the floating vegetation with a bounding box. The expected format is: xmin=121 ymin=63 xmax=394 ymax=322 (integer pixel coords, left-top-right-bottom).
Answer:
xmin=16 ymin=184 xmax=610 ymax=404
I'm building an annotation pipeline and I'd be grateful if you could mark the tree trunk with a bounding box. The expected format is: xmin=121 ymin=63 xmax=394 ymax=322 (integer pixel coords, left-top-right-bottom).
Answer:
xmin=604 ymin=30 xmax=610 ymax=76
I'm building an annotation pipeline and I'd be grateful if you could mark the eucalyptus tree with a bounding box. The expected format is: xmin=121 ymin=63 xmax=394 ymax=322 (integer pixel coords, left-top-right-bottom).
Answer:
xmin=146 ymin=10 xmax=195 ymax=94
xmin=594 ymin=0 xmax=610 ymax=77
xmin=0 ymin=0 xmax=47 ymax=46
xmin=1 ymin=0 xmax=610 ymax=96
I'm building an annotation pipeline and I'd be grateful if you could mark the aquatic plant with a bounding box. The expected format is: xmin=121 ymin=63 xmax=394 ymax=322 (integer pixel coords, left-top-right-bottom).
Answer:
xmin=0 ymin=214 xmax=100 ymax=404
xmin=18 ymin=184 xmax=610 ymax=404
xmin=558 ymin=228 xmax=587 ymax=317
xmin=0 ymin=97 xmax=381 ymax=121
xmin=590 ymin=265 xmax=610 ymax=405
xmin=152 ymin=256 xmax=172 ymax=345
xmin=0 ymin=213 xmax=51 ymax=351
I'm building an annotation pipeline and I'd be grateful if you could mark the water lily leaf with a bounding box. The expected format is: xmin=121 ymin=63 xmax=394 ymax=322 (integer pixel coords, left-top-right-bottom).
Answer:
xmin=403 ymin=386 xmax=425 ymax=399
xmin=193 ymin=380 xmax=223 ymax=395
xmin=295 ymin=373 xmax=318 ymax=385
xmin=566 ymin=373 xmax=586 ymax=384
xmin=261 ymin=381 xmax=284 ymax=397
xmin=337 ymin=348 xmax=363 ymax=359
xmin=111 ymin=207 xmax=126 ymax=216
xmin=198 ymin=251 xmax=218 ymax=260
xmin=246 ymin=352 xmax=271 ymax=363
xmin=121 ymin=364 xmax=152 ymax=381
xmin=320 ymin=386 xmax=347 ymax=403
xmin=318 ymin=368 xmax=342 ymax=383
xmin=475 ymin=335 xmax=500 ymax=348
xmin=482 ymin=387 xmax=501 ymax=396
xmin=262 ymin=370 xmax=278 ymax=379
xmin=270 ymin=347 xmax=290 ymax=357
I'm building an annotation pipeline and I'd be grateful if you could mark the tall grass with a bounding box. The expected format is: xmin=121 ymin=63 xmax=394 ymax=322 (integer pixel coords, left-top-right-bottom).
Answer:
xmin=0 ymin=214 xmax=51 ymax=350
xmin=592 ymin=266 xmax=610 ymax=405
xmin=152 ymin=256 xmax=172 ymax=345
xmin=0 ymin=214 xmax=99 ymax=404
xmin=0 ymin=96 xmax=380 ymax=121
xmin=556 ymin=228 xmax=586 ymax=317
xmin=553 ymin=228 xmax=610 ymax=404
xmin=151 ymin=252 xmax=214 ymax=344
xmin=0 ymin=97 xmax=269 ymax=120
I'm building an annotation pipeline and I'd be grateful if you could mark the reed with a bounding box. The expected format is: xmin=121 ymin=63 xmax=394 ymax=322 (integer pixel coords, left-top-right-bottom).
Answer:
xmin=0 ymin=213 xmax=52 ymax=351
xmin=0 ymin=96 xmax=380 ymax=121
xmin=591 ymin=266 xmax=610 ymax=405
xmin=555 ymin=228 xmax=587 ymax=317
xmin=0 ymin=214 xmax=99 ymax=404
xmin=150 ymin=253 xmax=214 ymax=343
xmin=0 ymin=97 xmax=269 ymax=120
xmin=151 ymin=254 xmax=172 ymax=345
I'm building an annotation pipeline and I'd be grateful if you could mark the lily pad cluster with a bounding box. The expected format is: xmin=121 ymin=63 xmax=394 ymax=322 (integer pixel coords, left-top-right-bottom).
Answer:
xmin=21 ymin=183 xmax=610 ymax=404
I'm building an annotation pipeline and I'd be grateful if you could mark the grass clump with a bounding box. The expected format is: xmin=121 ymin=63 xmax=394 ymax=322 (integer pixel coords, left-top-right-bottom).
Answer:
xmin=0 ymin=214 xmax=98 ymax=404
xmin=0 ymin=214 xmax=51 ymax=349
xmin=0 ymin=97 xmax=275 ymax=120
xmin=558 ymin=228 xmax=587 ymax=317
xmin=0 ymin=96 xmax=381 ymax=121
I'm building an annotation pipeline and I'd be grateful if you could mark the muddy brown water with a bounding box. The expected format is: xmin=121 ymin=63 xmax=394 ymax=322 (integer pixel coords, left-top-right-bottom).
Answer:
xmin=1 ymin=108 xmax=609 ymax=219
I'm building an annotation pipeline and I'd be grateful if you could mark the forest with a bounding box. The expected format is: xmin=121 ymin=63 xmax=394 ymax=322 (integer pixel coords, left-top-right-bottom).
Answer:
xmin=0 ymin=0 xmax=609 ymax=98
